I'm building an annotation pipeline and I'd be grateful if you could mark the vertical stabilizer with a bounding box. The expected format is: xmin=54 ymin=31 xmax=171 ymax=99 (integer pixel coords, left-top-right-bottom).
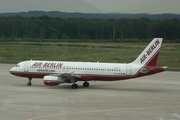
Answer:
xmin=132 ymin=38 xmax=163 ymax=66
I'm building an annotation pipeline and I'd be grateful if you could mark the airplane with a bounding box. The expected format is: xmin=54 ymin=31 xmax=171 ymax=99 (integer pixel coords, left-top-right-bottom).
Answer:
xmin=9 ymin=38 xmax=167 ymax=89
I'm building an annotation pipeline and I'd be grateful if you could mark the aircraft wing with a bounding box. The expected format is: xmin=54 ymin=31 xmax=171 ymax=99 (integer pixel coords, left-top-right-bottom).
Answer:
xmin=50 ymin=72 xmax=81 ymax=79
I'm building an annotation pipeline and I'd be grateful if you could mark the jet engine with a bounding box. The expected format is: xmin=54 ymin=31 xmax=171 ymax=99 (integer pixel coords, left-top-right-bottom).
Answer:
xmin=43 ymin=75 xmax=63 ymax=86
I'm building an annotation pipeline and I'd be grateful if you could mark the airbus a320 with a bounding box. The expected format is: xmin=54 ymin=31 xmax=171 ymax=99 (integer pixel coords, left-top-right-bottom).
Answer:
xmin=10 ymin=38 xmax=167 ymax=89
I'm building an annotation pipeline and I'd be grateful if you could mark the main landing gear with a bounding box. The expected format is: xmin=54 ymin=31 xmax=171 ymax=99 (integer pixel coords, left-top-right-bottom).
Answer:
xmin=71 ymin=81 xmax=90 ymax=89
xmin=71 ymin=84 xmax=78 ymax=89
xmin=27 ymin=78 xmax=32 ymax=86
xmin=83 ymin=81 xmax=89 ymax=87
xmin=71 ymin=78 xmax=78 ymax=89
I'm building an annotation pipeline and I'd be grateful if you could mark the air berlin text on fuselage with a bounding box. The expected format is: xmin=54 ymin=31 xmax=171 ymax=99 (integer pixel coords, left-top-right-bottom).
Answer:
xmin=140 ymin=39 xmax=160 ymax=64
xmin=32 ymin=62 xmax=64 ymax=68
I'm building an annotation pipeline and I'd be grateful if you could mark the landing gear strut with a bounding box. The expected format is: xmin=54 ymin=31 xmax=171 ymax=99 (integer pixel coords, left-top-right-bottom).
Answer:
xmin=27 ymin=78 xmax=32 ymax=86
xmin=71 ymin=78 xmax=78 ymax=89
xmin=83 ymin=82 xmax=89 ymax=88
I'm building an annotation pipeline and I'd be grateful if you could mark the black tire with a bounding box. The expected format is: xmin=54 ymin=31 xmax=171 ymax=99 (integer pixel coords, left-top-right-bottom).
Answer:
xmin=27 ymin=82 xmax=32 ymax=86
xmin=71 ymin=84 xmax=78 ymax=89
xmin=83 ymin=82 xmax=89 ymax=87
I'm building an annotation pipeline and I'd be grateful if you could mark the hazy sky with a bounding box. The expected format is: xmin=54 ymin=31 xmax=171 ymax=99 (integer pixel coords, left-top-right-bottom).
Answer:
xmin=0 ymin=0 xmax=180 ymax=14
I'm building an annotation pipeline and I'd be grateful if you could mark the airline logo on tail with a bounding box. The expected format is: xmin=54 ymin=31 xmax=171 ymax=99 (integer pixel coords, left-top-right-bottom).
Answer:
xmin=140 ymin=39 xmax=160 ymax=64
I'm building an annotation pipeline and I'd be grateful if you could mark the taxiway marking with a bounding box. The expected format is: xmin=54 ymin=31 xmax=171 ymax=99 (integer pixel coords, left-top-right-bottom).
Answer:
xmin=27 ymin=106 xmax=180 ymax=120
xmin=172 ymin=113 xmax=180 ymax=119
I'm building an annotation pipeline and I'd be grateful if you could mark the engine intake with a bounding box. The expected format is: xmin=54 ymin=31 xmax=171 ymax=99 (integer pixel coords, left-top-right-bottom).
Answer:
xmin=43 ymin=76 xmax=60 ymax=86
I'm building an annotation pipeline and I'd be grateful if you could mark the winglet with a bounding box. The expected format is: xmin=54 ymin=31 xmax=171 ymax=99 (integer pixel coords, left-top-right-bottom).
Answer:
xmin=132 ymin=38 xmax=163 ymax=67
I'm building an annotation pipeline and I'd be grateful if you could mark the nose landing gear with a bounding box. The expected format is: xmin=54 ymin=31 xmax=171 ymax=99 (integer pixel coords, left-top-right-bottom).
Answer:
xmin=27 ymin=78 xmax=32 ymax=86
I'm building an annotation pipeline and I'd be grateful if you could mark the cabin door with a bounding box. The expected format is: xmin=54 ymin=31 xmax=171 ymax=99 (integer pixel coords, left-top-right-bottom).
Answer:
xmin=126 ymin=65 xmax=132 ymax=76
xmin=24 ymin=62 xmax=29 ymax=72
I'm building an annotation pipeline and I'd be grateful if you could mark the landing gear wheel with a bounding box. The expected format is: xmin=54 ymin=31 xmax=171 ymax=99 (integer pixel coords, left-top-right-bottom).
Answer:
xmin=71 ymin=84 xmax=78 ymax=89
xmin=27 ymin=82 xmax=32 ymax=86
xmin=27 ymin=78 xmax=32 ymax=86
xmin=83 ymin=82 xmax=89 ymax=87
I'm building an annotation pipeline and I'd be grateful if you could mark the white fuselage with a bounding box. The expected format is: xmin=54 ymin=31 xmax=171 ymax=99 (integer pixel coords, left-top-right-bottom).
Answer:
xmin=10 ymin=60 xmax=141 ymax=81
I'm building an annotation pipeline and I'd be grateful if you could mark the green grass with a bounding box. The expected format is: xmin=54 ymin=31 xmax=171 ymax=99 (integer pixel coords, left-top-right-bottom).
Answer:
xmin=0 ymin=42 xmax=180 ymax=70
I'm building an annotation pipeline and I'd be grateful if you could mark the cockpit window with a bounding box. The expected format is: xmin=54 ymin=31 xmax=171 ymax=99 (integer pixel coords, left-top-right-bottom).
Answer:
xmin=16 ymin=65 xmax=20 ymax=67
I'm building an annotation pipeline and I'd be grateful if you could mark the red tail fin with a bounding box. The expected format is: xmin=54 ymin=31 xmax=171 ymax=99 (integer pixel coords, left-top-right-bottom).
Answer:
xmin=132 ymin=38 xmax=163 ymax=67
xmin=146 ymin=52 xmax=160 ymax=66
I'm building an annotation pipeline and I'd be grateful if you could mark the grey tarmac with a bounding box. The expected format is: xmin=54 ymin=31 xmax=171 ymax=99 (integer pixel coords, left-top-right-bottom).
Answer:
xmin=0 ymin=63 xmax=180 ymax=120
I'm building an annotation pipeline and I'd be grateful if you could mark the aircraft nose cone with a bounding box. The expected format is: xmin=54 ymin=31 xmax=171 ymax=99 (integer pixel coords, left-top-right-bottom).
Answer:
xmin=9 ymin=67 xmax=15 ymax=74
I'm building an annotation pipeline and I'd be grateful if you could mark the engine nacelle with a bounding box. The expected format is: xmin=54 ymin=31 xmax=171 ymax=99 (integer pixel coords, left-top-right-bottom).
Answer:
xmin=44 ymin=76 xmax=60 ymax=86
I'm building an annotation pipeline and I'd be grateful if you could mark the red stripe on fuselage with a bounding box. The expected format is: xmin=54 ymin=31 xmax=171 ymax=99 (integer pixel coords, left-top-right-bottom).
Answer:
xmin=10 ymin=66 xmax=164 ymax=81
